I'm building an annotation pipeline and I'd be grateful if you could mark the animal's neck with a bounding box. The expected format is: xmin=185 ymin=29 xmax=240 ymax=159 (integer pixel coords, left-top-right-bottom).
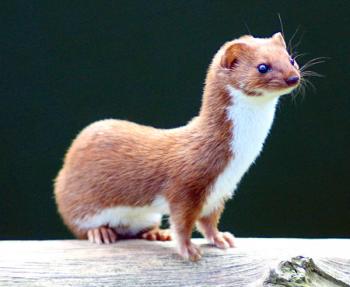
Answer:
xmin=226 ymin=85 xmax=278 ymax=159
xmin=197 ymin=81 xmax=232 ymax=134
xmin=198 ymin=80 xmax=279 ymax=133
xmin=177 ymin=82 xmax=233 ymax=184
xmin=194 ymin=82 xmax=279 ymax=165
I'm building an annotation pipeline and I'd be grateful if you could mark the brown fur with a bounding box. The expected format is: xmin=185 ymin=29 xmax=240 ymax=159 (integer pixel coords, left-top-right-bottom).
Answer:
xmin=55 ymin=88 xmax=233 ymax=239
xmin=54 ymin=33 xmax=300 ymax=257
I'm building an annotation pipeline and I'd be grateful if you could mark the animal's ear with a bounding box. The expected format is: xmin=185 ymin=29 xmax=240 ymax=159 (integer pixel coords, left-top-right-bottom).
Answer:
xmin=220 ymin=42 xmax=249 ymax=69
xmin=272 ymin=32 xmax=286 ymax=48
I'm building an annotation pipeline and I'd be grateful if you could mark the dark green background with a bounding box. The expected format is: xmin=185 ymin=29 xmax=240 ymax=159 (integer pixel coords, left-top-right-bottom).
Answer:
xmin=1 ymin=1 xmax=349 ymax=239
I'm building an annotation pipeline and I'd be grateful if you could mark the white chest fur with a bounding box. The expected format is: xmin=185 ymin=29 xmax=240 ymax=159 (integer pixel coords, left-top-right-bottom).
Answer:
xmin=201 ymin=87 xmax=278 ymax=216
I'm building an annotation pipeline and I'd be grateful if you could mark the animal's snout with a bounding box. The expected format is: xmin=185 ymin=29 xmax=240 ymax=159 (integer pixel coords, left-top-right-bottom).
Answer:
xmin=285 ymin=76 xmax=300 ymax=86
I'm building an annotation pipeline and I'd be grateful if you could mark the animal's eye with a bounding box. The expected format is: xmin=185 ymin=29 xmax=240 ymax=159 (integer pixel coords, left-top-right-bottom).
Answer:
xmin=257 ymin=64 xmax=270 ymax=74
xmin=290 ymin=57 xmax=295 ymax=65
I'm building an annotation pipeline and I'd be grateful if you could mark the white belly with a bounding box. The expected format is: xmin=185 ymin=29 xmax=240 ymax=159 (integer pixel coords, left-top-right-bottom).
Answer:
xmin=75 ymin=196 xmax=169 ymax=235
xmin=201 ymin=86 xmax=278 ymax=217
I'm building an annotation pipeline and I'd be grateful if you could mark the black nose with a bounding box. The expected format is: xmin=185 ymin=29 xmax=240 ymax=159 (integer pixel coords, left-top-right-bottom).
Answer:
xmin=285 ymin=76 xmax=300 ymax=86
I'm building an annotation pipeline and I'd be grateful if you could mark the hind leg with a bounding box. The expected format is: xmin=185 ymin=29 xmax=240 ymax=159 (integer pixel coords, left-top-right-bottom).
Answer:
xmin=141 ymin=227 xmax=172 ymax=241
xmin=87 ymin=226 xmax=118 ymax=244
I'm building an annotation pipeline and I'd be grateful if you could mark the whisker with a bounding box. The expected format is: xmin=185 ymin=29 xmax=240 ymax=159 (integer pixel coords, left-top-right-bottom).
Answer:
xmin=301 ymin=56 xmax=329 ymax=64
xmin=300 ymin=57 xmax=328 ymax=71
xmin=300 ymin=61 xmax=326 ymax=71
xmin=300 ymin=77 xmax=316 ymax=93
xmin=301 ymin=60 xmax=326 ymax=66
xmin=277 ymin=13 xmax=285 ymax=37
xmin=288 ymin=25 xmax=301 ymax=54
xmin=300 ymin=83 xmax=307 ymax=101
xmin=301 ymin=70 xmax=324 ymax=78
xmin=292 ymin=85 xmax=300 ymax=102
xmin=291 ymin=90 xmax=299 ymax=104
xmin=303 ymin=56 xmax=329 ymax=64
xmin=301 ymin=62 xmax=325 ymax=70
xmin=291 ymin=31 xmax=306 ymax=53
xmin=243 ymin=20 xmax=251 ymax=35
xmin=293 ymin=80 xmax=307 ymax=102
xmin=292 ymin=52 xmax=308 ymax=60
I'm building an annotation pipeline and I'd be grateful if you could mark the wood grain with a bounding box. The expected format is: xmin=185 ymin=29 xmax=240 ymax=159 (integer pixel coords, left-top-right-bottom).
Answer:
xmin=0 ymin=238 xmax=349 ymax=286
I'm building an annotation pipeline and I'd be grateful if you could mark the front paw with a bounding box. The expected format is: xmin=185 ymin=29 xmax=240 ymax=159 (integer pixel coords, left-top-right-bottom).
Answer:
xmin=178 ymin=241 xmax=202 ymax=261
xmin=211 ymin=231 xmax=235 ymax=249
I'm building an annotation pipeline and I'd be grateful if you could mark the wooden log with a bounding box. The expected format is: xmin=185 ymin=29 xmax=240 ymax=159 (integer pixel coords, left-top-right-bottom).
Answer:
xmin=0 ymin=238 xmax=349 ymax=286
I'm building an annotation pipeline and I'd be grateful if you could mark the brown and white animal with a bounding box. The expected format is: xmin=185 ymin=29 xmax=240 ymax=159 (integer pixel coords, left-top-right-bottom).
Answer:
xmin=54 ymin=33 xmax=300 ymax=261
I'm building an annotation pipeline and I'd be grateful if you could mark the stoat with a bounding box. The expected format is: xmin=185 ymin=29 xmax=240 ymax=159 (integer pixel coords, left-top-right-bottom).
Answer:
xmin=54 ymin=33 xmax=301 ymax=261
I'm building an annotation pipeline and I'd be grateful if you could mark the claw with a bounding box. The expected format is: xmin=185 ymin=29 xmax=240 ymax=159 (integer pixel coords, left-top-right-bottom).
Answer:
xmin=212 ymin=231 xmax=235 ymax=249
xmin=87 ymin=227 xmax=118 ymax=244
xmin=141 ymin=228 xmax=172 ymax=241
xmin=178 ymin=242 xmax=202 ymax=261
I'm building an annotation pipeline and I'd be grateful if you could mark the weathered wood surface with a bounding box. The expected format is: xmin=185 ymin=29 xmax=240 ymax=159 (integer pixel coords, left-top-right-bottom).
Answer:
xmin=0 ymin=238 xmax=349 ymax=286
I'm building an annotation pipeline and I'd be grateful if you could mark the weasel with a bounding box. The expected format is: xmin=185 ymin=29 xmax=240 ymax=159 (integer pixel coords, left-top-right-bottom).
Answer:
xmin=54 ymin=33 xmax=301 ymax=261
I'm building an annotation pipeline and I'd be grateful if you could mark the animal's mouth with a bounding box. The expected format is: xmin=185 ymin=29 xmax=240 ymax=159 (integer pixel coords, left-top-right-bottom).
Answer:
xmin=234 ymin=79 xmax=300 ymax=98
xmin=252 ymin=84 xmax=298 ymax=98
xmin=278 ymin=85 xmax=298 ymax=96
xmin=268 ymin=78 xmax=301 ymax=94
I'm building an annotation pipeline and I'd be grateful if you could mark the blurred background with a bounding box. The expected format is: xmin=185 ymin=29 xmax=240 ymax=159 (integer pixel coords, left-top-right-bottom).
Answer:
xmin=1 ymin=1 xmax=349 ymax=239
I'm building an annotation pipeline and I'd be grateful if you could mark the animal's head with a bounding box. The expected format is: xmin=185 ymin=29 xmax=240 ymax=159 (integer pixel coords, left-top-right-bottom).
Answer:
xmin=212 ymin=33 xmax=301 ymax=98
